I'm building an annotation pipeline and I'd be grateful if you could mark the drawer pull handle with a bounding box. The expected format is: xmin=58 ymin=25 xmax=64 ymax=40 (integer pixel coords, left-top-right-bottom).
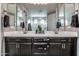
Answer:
xmin=20 ymin=43 xmax=32 ymax=44
xmin=50 ymin=43 xmax=61 ymax=44
xmin=33 ymin=53 xmax=47 ymax=54
xmin=33 ymin=43 xmax=47 ymax=45
xmin=62 ymin=43 xmax=65 ymax=48
xmin=16 ymin=43 xmax=20 ymax=48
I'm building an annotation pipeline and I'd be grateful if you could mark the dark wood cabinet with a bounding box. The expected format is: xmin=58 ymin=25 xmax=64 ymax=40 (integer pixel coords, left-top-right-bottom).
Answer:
xmin=5 ymin=37 xmax=32 ymax=56
xmin=48 ymin=38 xmax=77 ymax=56
xmin=60 ymin=39 xmax=72 ymax=56
xmin=6 ymin=43 xmax=20 ymax=56
xmin=19 ymin=38 xmax=32 ymax=56
xmin=32 ymin=37 xmax=48 ymax=56
xmin=5 ymin=37 xmax=77 ymax=56
xmin=20 ymin=44 xmax=31 ymax=56
xmin=48 ymin=43 xmax=61 ymax=56
xmin=61 ymin=43 xmax=71 ymax=56
xmin=5 ymin=38 xmax=20 ymax=56
xmin=48 ymin=38 xmax=62 ymax=56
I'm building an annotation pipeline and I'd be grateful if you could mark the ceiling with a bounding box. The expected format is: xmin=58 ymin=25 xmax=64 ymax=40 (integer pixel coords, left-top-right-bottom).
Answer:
xmin=18 ymin=3 xmax=57 ymax=14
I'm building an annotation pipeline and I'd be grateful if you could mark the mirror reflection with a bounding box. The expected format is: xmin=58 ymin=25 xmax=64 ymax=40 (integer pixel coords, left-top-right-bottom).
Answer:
xmin=2 ymin=3 xmax=16 ymax=31
xmin=1 ymin=3 xmax=79 ymax=32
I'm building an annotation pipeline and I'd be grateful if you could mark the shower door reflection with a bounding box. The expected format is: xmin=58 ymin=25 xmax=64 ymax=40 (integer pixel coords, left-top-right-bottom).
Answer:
xmin=27 ymin=17 xmax=47 ymax=31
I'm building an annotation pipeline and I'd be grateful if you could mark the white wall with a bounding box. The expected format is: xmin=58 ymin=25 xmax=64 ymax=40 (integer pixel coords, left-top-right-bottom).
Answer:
xmin=0 ymin=3 xmax=5 ymax=56
xmin=77 ymin=28 xmax=79 ymax=56
xmin=47 ymin=13 xmax=56 ymax=31
xmin=0 ymin=3 xmax=2 ymax=56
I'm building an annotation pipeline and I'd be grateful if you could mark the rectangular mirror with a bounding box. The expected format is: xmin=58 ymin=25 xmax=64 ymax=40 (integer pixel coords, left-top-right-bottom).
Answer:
xmin=2 ymin=3 xmax=17 ymax=32
xmin=2 ymin=3 xmax=78 ymax=32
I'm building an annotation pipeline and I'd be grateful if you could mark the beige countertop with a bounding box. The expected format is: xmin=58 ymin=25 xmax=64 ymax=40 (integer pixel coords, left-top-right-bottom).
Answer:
xmin=3 ymin=31 xmax=78 ymax=38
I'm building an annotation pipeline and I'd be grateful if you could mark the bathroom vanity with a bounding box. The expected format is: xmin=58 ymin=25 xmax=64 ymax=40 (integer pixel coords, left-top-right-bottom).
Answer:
xmin=4 ymin=31 xmax=77 ymax=56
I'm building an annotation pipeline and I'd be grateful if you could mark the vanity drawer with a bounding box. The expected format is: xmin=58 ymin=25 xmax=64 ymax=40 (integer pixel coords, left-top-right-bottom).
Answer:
xmin=5 ymin=37 xmax=32 ymax=43
xmin=32 ymin=43 xmax=48 ymax=56
xmin=33 ymin=37 xmax=49 ymax=43
xmin=5 ymin=37 xmax=20 ymax=43
xmin=20 ymin=38 xmax=32 ymax=43
xmin=60 ymin=38 xmax=72 ymax=43
xmin=49 ymin=38 xmax=61 ymax=43
xmin=49 ymin=37 xmax=72 ymax=43
xmin=32 ymin=44 xmax=47 ymax=53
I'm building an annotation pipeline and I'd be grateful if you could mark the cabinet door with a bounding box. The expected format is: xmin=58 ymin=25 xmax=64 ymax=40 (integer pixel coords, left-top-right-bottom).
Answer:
xmin=48 ymin=43 xmax=61 ymax=56
xmin=61 ymin=43 xmax=71 ymax=56
xmin=5 ymin=38 xmax=20 ymax=56
xmin=20 ymin=44 xmax=31 ymax=56
xmin=60 ymin=38 xmax=72 ymax=56
xmin=6 ymin=43 xmax=20 ymax=56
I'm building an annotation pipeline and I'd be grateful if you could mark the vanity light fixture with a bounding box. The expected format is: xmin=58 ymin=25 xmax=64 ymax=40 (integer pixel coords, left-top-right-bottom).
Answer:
xmin=33 ymin=3 xmax=48 ymax=5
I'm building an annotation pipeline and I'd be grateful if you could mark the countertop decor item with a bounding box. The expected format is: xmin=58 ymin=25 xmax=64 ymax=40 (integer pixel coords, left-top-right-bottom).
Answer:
xmin=36 ymin=25 xmax=44 ymax=34
xmin=38 ymin=25 xmax=42 ymax=32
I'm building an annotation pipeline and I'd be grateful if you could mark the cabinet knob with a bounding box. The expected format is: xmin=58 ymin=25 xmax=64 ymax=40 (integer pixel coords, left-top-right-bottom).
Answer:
xmin=44 ymin=48 xmax=47 ymax=50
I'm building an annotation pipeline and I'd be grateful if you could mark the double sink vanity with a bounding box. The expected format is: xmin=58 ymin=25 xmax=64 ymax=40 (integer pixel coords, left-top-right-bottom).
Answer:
xmin=2 ymin=3 xmax=79 ymax=56
xmin=4 ymin=31 xmax=78 ymax=56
